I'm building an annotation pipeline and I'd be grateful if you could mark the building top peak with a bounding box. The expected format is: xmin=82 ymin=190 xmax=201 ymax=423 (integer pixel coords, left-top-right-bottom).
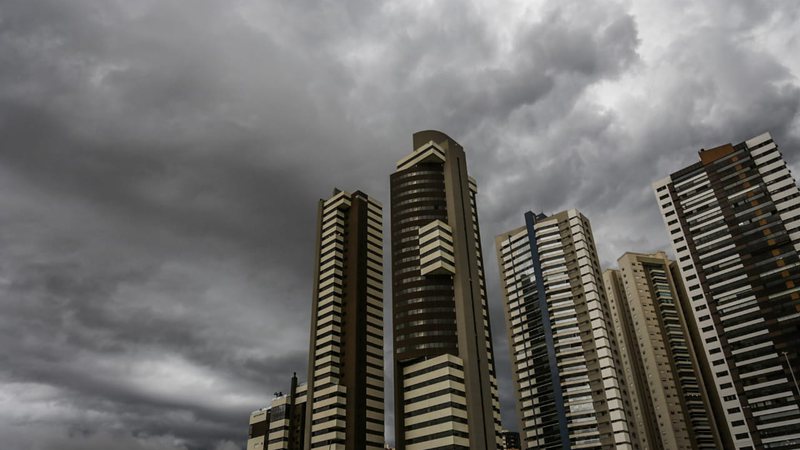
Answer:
xmin=412 ymin=130 xmax=456 ymax=149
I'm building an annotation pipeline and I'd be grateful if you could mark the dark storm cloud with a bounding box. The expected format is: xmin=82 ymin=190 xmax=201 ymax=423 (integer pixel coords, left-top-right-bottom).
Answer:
xmin=0 ymin=1 xmax=353 ymax=448
xmin=1 ymin=0 xmax=798 ymax=449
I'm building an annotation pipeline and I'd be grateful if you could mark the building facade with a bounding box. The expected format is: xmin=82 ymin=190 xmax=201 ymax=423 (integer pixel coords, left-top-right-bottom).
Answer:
xmin=304 ymin=189 xmax=385 ymax=449
xmin=500 ymin=429 xmax=521 ymax=450
xmin=390 ymin=130 xmax=501 ymax=449
xmin=653 ymin=132 xmax=800 ymax=449
xmin=603 ymin=252 xmax=723 ymax=449
xmin=248 ymin=374 xmax=308 ymax=450
xmin=496 ymin=209 xmax=634 ymax=450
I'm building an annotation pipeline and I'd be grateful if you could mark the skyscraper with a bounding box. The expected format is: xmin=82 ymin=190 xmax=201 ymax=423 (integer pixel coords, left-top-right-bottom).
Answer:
xmin=495 ymin=209 xmax=634 ymax=450
xmin=603 ymin=251 xmax=723 ymax=450
xmin=304 ymin=189 xmax=385 ymax=450
xmin=653 ymin=132 xmax=800 ymax=449
xmin=390 ymin=130 xmax=501 ymax=449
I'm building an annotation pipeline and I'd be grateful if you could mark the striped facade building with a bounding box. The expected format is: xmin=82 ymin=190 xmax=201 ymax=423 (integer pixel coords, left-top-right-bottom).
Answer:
xmin=390 ymin=130 xmax=501 ymax=449
xmin=603 ymin=252 xmax=723 ymax=450
xmin=495 ymin=210 xmax=634 ymax=450
xmin=304 ymin=189 xmax=385 ymax=449
xmin=248 ymin=374 xmax=308 ymax=450
xmin=653 ymin=132 xmax=800 ymax=449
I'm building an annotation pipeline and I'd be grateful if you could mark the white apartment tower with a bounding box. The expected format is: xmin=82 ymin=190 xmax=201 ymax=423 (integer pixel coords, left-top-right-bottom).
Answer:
xmin=496 ymin=209 xmax=634 ymax=450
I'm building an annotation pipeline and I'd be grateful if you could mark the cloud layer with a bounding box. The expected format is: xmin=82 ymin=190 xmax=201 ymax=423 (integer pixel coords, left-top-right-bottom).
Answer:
xmin=1 ymin=0 xmax=798 ymax=448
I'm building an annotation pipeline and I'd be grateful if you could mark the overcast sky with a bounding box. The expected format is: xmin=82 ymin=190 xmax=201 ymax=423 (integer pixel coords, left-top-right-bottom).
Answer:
xmin=1 ymin=0 xmax=799 ymax=449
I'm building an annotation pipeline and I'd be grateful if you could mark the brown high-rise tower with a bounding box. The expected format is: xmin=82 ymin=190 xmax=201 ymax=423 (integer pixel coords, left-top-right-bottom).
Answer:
xmin=390 ymin=131 xmax=501 ymax=449
xmin=304 ymin=189 xmax=384 ymax=450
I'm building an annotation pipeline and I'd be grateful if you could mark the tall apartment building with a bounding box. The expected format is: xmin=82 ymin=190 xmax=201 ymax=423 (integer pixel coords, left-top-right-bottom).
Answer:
xmin=390 ymin=130 xmax=501 ymax=449
xmin=247 ymin=373 xmax=308 ymax=450
xmin=653 ymin=132 xmax=800 ymax=449
xmin=304 ymin=189 xmax=385 ymax=450
xmin=495 ymin=209 xmax=634 ymax=450
xmin=603 ymin=252 xmax=723 ymax=450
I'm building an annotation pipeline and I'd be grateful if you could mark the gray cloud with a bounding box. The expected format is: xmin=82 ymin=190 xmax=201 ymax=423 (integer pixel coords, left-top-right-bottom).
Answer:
xmin=1 ymin=0 xmax=798 ymax=448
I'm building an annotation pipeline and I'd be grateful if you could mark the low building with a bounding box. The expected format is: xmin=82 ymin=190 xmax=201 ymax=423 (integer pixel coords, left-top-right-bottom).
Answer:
xmin=247 ymin=407 xmax=270 ymax=450
xmin=246 ymin=373 xmax=307 ymax=450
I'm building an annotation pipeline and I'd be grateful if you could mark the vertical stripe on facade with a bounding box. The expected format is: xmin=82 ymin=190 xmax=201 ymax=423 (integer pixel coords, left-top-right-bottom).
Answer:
xmin=524 ymin=211 xmax=570 ymax=449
